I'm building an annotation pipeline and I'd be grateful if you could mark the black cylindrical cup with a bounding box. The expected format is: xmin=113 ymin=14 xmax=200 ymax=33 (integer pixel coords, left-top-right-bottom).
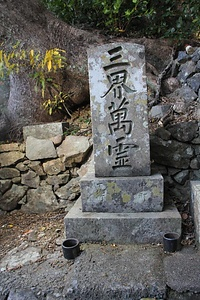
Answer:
xmin=163 ymin=232 xmax=180 ymax=253
xmin=62 ymin=238 xmax=80 ymax=260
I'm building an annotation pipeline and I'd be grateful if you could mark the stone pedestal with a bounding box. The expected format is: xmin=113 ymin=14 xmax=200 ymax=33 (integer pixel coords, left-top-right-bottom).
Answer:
xmin=64 ymin=42 xmax=181 ymax=244
xmin=64 ymin=198 xmax=181 ymax=244
xmin=81 ymin=173 xmax=164 ymax=213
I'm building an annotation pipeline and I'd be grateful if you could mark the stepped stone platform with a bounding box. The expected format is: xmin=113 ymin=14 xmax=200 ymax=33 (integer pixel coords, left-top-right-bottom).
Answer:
xmin=64 ymin=198 xmax=181 ymax=244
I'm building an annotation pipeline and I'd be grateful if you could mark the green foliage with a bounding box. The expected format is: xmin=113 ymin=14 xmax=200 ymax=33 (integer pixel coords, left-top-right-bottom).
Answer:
xmin=41 ymin=0 xmax=200 ymax=39
xmin=0 ymin=42 xmax=70 ymax=115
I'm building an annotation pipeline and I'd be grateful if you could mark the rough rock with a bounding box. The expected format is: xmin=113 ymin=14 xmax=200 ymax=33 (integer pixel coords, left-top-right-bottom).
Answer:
xmin=21 ymin=185 xmax=61 ymax=213
xmin=55 ymin=177 xmax=80 ymax=201
xmin=0 ymin=151 xmax=24 ymax=167
xmin=0 ymin=246 xmax=42 ymax=271
xmin=177 ymin=60 xmax=196 ymax=83
xmin=0 ymin=168 xmax=20 ymax=179
xmin=28 ymin=161 xmax=45 ymax=176
xmin=0 ymin=185 xmax=28 ymax=211
xmin=168 ymin=85 xmax=197 ymax=109
xmin=21 ymin=170 xmax=40 ymax=188
xmin=0 ymin=143 xmax=21 ymax=152
xmin=166 ymin=121 xmax=198 ymax=142
xmin=150 ymin=135 xmax=194 ymax=169
xmin=46 ymin=173 xmax=70 ymax=187
xmin=26 ymin=136 xmax=57 ymax=160
xmin=0 ymin=180 xmax=12 ymax=194
xmin=7 ymin=289 xmax=38 ymax=300
xmin=149 ymin=104 xmax=171 ymax=119
xmin=155 ymin=127 xmax=171 ymax=141
xmin=23 ymin=122 xmax=68 ymax=140
xmin=161 ymin=77 xmax=180 ymax=94
xmin=187 ymin=73 xmax=200 ymax=93
xmin=173 ymin=170 xmax=190 ymax=185
xmin=57 ymin=136 xmax=91 ymax=167
xmin=43 ymin=158 xmax=65 ymax=175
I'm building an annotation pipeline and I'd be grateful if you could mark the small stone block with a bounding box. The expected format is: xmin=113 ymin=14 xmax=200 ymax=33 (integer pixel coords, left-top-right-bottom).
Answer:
xmin=23 ymin=122 xmax=68 ymax=140
xmin=81 ymin=173 xmax=164 ymax=212
xmin=64 ymin=198 xmax=181 ymax=244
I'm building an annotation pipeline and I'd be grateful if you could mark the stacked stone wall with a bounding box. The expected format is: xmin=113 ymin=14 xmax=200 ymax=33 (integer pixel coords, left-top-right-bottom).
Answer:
xmin=0 ymin=132 xmax=92 ymax=213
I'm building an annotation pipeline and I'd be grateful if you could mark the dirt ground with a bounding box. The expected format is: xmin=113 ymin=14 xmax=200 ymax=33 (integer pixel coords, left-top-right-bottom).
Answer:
xmin=0 ymin=208 xmax=68 ymax=261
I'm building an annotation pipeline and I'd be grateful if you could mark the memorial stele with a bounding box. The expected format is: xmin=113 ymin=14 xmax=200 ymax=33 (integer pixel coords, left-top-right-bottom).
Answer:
xmin=64 ymin=43 xmax=181 ymax=244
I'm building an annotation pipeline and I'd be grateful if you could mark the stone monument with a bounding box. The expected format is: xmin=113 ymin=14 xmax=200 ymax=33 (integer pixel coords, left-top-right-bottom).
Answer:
xmin=64 ymin=43 xmax=181 ymax=244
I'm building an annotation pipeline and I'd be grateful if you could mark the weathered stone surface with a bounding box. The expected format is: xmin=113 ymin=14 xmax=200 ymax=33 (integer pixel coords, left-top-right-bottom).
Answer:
xmin=150 ymin=135 xmax=194 ymax=169
xmin=26 ymin=136 xmax=57 ymax=160
xmin=0 ymin=168 xmax=20 ymax=179
xmin=43 ymin=158 xmax=65 ymax=175
xmin=166 ymin=121 xmax=198 ymax=142
xmin=46 ymin=173 xmax=70 ymax=186
xmin=22 ymin=186 xmax=60 ymax=213
xmin=55 ymin=178 xmax=80 ymax=201
xmin=49 ymin=135 xmax=63 ymax=145
xmin=81 ymin=173 xmax=163 ymax=213
xmin=149 ymin=104 xmax=171 ymax=119
xmin=177 ymin=60 xmax=196 ymax=83
xmin=28 ymin=161 xmax=45 ymax=176
xmin=0 ymin=180 xmax=12 ymax=194
xmin=0 ymin=246 xmax=42 ymax=271
xmin=7 ymin=289 xmax=39 ymax=300
xmin=0 ymin=143 xmax=21 ymax=152
xmin=12 ymin=177 xmax=21 ymax=184
xmin=161 ymin=77 xmax=180 ymax=94
xmin=168 ymin=86 xmax=197 ymax=110
xmin=0 ymin=151 xmax=24 ymax=167
xmin=65 ymin=198 xmax=181 ymax=244
xmin=57 ymin=136 xmax=91 ymax=167
xmin=190 ymin=157 xmax=200 ymax=169
xmin=187 ymin=73 xmax=200 ymax=93
xmin=15 ymin=162 xmax=29 ymax=172
xmin=23 ymin=122 xmax=68 ymax=140
xmin=21 ymin=170 xmax=40 ymax=188
xmin=176 ymin=51 xmax=189 ymax=63
xmin=88 ymin=43 xmax=150 ymax=177
xmin=0 ymin=185 xmax=28 ymax=211
xmin=192 ymin=134 xmax=200 ymax=144
xmin=155 ymin=127 xmax=171 ymax=141
xmin=173 ymin=170 xmax=190 ymax=185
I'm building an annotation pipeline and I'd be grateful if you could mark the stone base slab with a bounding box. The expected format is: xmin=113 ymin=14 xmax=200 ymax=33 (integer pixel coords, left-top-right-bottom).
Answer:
xmin=64 ymin=197 xmax=181 ymax=244
xmin=81 ymin=173 xmax=164 ymax=212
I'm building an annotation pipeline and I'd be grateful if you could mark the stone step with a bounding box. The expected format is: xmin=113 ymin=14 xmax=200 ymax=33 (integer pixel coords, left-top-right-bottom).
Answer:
xmin=64 ymin=197 xmax=181 ymax=244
